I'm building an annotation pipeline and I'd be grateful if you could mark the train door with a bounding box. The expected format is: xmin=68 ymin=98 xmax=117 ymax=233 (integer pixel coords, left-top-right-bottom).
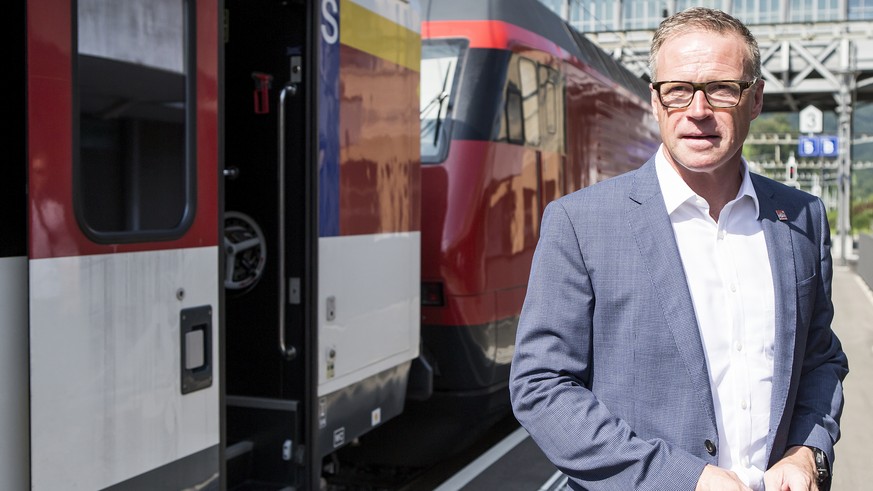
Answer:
xmin=223 ymin=0 xmax=316 ymax=487
xmin=518 ymin=57 xmax=565 ymax=220
xmin=223 ymin=0 xmax=422 ymax=487
xmin=26 ymin=0 xmax=221 ymax=489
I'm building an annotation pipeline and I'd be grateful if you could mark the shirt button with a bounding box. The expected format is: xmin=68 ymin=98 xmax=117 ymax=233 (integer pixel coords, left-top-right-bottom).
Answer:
xmin=705 ymin=439 xmax=717 ymax=456
xmin=741 ymin=400 xmax=748 ymax=410
xmin=735 ymin=342 xmax=743 ymax=352
xmin=718 ymin=230 xmax=725 ymax=239
xmin=741 ymin=456 xmax=750 ymax=467
xmin=730 ymin=284 xmax=737 ymax=292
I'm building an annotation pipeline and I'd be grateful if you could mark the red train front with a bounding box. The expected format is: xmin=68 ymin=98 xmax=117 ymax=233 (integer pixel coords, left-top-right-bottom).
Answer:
xmin=416 ymin=0 xmax=660 ymax=420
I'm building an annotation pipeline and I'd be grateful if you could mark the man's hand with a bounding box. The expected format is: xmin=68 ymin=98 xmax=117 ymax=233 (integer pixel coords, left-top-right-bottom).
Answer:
xmin=696 ymin=464 xmax=753 ymax=491
xmin=763 ymin=446 xmax=818 ymax=491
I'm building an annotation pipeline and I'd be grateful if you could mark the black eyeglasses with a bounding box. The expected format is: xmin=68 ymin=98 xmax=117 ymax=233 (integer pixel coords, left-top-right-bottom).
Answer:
xmin=652 ymin=79 xmax=758 ymax=108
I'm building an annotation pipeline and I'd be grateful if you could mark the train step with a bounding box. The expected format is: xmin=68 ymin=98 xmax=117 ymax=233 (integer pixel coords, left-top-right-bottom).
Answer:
xmin=226 ymin=439 xmax=300 ymax=491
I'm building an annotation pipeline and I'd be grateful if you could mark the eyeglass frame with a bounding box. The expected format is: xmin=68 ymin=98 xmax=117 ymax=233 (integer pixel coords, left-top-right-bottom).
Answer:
xmin=651 ymin=79 xmax=758 ymax=109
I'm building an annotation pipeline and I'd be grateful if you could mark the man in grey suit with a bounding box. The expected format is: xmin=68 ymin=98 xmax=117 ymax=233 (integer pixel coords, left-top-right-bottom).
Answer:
xmin=509 ymin=8 xmax=848 ymax=491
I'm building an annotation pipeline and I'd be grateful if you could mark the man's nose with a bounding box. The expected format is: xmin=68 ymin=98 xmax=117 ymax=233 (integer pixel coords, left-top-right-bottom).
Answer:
xmin=686 ymin=89 xmax=713 ymax=117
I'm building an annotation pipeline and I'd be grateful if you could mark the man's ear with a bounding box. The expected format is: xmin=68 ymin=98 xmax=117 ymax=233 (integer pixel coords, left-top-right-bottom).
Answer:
xmin=650 ymin=85 xmax=661 ymax=121
xmin=750 ymin=79 xmax=765 ymax=120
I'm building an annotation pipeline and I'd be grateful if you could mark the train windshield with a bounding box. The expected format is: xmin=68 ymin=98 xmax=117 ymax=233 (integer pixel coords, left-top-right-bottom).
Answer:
xmin=421 ymin=39 xmax=467 ymax=163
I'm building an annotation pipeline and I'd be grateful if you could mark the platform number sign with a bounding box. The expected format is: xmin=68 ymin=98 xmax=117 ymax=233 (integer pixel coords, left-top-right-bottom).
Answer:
xmin=798 ymin=136 xmax=838 ymax=158
xmin=800 ymin=105 xmax=823 ymax=134
xmin=798 ymin=106 xmax=837 ymax=158
xmin=799 ymin=136 xmax=820 ymax=157
xmin=821 ymin=136 xmax=838 ymax=157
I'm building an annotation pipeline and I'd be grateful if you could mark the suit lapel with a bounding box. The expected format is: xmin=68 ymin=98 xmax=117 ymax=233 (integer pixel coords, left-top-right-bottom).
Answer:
xmin=627 ymin=160 xmax=717 ymax=430
xmin=751 ymin=175 xmax=798 ymax=463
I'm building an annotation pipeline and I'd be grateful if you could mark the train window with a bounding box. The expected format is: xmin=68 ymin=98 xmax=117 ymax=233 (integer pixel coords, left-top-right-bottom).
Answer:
xmin=537 ymin=65 xmax=557 ymax=136
xmin=421 ymin=39 xmax=467 ymax=164
xmin=544 ymin=81 xmax=557 ymax=135
xmin=539 ymin=65 xmax=565 ymax=154
xmin=505 ymin=86 xmax=525 ymax=144
xmin=518 ymin=58 xmax=540 ymax=146
xmin=74 ymin=0 xmax=195 ymax=242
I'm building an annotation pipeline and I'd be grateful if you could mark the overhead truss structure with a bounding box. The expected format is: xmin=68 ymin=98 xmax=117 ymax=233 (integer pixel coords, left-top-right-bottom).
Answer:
xmin=585 ymin=22 xmax=873 ymax=110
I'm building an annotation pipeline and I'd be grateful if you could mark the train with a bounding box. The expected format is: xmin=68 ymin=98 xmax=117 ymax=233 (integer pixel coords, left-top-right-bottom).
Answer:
xmin=418 ymin=0 xmax=658 ymax=411
xmin=6 ymin=0 xmax=656 ymax=489
xmin=335 ymin=0 xmax=660 ymax=470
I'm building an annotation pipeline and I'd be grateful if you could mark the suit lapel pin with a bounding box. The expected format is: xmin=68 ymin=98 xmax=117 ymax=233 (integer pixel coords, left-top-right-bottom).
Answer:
xmin=776 ymin=209 xmax=788 ymax=221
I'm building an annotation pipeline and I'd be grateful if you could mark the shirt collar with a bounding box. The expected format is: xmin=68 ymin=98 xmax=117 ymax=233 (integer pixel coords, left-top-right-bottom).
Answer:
xmin=654 ymin=144 xmax=760 ymax=217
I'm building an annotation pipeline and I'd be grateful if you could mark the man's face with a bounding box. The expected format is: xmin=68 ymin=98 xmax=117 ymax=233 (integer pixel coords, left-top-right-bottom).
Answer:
xmin=650 ymin=30 xmax=764 ymax=178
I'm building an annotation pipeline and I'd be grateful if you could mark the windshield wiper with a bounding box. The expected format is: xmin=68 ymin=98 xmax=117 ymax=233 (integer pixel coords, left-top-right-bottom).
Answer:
xmin=420 ymin=62 xmax=453 ymax=147
xmin=420 ymin=90 xmax=448 ymax=121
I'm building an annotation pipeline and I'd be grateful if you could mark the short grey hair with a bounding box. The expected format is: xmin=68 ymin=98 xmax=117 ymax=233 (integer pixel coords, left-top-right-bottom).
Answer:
xmin=649 ymin=7 xmax=761 ymax=82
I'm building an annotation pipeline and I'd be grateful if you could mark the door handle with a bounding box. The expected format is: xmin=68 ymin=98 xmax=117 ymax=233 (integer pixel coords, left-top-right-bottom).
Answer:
xmin=277 ymin=83 xmax=298 ymax=361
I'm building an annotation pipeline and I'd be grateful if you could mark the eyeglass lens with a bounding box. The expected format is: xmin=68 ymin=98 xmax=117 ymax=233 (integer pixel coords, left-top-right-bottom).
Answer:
xmin=659 ymin=81 xmax=744 ymax=108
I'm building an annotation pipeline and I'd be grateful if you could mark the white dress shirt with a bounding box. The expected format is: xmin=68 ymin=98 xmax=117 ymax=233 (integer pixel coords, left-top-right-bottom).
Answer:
xmin=655 ymin=147 xmax=776 ymax=490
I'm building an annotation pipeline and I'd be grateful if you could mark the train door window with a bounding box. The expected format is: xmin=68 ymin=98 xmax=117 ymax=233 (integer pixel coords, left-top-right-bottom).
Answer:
xmin=75 ymin=0 xmax=195 ymax=242
xmin=421 ymin=39 xmax=468 ymax=163
xmin=505 ymin=86 xmax=525 ymax=144
xmin=544 ymin=81 xmax=557 ymax=134
xmin=539 ymin=65 xmax=565 ymax=154
xmin=518 ymin=57 xmax=540 ymax=146
xmin=540 ymin=66 xmax=557 ymax=135
xmin=500 ymin=54 xmax=525 ymax=145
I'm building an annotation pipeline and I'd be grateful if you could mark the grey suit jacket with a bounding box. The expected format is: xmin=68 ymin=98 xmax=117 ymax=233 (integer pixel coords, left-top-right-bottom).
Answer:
xmin=509 ymin=157 xmax=848 ymax=490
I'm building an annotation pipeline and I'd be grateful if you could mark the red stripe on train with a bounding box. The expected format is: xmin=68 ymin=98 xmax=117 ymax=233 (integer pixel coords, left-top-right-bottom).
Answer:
xmin=422 ymin=20 xmax=565 ymax=57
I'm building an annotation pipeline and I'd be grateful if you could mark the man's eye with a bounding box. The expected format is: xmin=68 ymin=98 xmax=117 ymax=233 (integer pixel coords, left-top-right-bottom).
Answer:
xmin=708 ymin=83 xmax=736 ymax=93
xmin=666 ymin=85 xmax=690 ymax=95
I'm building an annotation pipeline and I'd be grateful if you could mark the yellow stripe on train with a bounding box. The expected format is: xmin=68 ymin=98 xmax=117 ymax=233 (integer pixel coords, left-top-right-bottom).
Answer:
xmin=340 ymin=0 xmax=421 ymax=73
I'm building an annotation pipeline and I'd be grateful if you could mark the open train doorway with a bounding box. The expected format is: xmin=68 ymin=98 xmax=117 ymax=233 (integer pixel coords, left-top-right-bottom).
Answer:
xmin=223 ymin=0 xmax=315 ymax=488
xmin=222 ymin=1 xmax=422 ymax=488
